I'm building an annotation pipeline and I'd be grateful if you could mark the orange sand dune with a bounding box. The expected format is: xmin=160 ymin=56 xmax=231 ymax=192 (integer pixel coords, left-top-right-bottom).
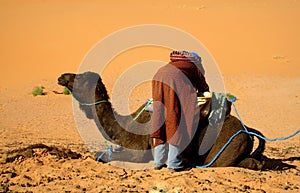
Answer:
xmin=0 ymin=0 xmax=299 ymax=87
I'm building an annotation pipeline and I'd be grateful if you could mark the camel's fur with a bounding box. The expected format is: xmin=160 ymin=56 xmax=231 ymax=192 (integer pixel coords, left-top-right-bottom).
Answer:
xmin=58 ymin=71 xmax=265 ymax=169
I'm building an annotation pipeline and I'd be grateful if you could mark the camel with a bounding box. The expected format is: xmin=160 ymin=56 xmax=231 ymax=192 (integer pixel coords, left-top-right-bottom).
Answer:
xmin=58 ymin=71 xmax=265 ymax=170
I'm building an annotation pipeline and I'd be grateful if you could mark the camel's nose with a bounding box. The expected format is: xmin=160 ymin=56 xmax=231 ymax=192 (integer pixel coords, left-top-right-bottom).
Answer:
xmin=58 ymin=75 xmax=69 ymax=86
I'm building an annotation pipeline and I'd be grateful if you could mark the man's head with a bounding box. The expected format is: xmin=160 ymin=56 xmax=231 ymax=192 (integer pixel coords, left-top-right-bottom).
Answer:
xmin=169 ymin=50 xmax=205 ymax=75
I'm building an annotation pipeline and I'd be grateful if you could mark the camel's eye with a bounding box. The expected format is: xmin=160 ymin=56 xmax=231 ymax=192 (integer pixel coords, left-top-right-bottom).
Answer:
xmin=75 ymin=75 xmax=82 ymax=81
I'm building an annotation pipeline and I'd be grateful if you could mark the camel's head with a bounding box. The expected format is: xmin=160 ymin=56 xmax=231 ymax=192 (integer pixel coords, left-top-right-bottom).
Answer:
xmin=58 ymin=71 xmax=110 ymax=118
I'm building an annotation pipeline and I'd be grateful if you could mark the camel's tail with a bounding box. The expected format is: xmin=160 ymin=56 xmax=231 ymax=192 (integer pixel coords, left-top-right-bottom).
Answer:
xmin=247 ymin=127 xmax=266 ymax=160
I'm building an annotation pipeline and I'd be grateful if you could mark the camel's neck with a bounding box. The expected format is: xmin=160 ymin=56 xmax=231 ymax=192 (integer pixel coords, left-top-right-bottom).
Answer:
xmin=92 ymin=98 xmax=151 ymax=149
xmin=94 ymin=102 xmax=119 ymax=139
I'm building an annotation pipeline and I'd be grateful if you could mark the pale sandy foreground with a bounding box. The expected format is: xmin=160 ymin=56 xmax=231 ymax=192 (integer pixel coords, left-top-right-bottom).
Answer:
xmin=0 ymin=0 xmax=300 ymax=192
xmin=0 ymin=74 xmax=299 ymax=192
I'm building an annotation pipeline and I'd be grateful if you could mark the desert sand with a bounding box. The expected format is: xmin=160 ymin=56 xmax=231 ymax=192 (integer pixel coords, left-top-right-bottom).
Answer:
xmin=0 ymin=0 xmax=299 ymax=192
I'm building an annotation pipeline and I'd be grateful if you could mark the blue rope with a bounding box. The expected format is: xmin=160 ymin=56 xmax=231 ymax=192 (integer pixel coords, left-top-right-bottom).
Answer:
xmin=96 ymin=145 xmax=113 ymax=162
xmin=133 ymin=98 xmax=153 ymax=121
xmin=232 ymin=103 xmax=300 ymax=142
xmin=195 ymin=97 xmax=300 ymax=168
xmin=65 ymin=87 xmax=108 ymax=106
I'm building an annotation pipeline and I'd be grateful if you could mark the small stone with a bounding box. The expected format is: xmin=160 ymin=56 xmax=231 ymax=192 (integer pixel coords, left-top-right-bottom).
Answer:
xmin=152 ymin=186 xmax=158 ymax=190
xmin=10 ymin=172 xmax=17 ymax=178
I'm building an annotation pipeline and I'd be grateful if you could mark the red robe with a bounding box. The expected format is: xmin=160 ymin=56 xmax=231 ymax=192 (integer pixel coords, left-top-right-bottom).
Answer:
xmin=151 ymin=61 xmax=209 ymax=147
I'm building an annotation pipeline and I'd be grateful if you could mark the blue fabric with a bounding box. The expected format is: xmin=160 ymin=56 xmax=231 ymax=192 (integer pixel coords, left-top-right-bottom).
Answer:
xmin=168 ymin=144 xmax=183 ymax=169
xmin=208 ymin=92 xmax=227 ymax=126
xmin=154 ymin=143 xmax=183 ymax=169
xmin=190 ymin=52 xmax=201 ymax=61
xmin=154 ymin=144 xmax=167 ymax=166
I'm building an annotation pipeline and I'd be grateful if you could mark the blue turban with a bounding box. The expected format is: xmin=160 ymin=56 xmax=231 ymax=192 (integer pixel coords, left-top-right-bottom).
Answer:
xmin=190 ymin=52 xmax=202 ymax=63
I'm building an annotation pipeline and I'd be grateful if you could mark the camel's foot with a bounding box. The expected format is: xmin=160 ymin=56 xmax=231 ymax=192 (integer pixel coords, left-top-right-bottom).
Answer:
xmin=238 ymin=158 xmax=263 ymax=170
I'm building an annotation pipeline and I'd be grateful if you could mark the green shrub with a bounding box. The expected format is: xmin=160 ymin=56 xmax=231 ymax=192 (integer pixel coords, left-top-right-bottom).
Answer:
xmin=32 ymin=86 xmax=46 ymax=96
xmin=63 ymin=87 xmax=71 ymax=95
